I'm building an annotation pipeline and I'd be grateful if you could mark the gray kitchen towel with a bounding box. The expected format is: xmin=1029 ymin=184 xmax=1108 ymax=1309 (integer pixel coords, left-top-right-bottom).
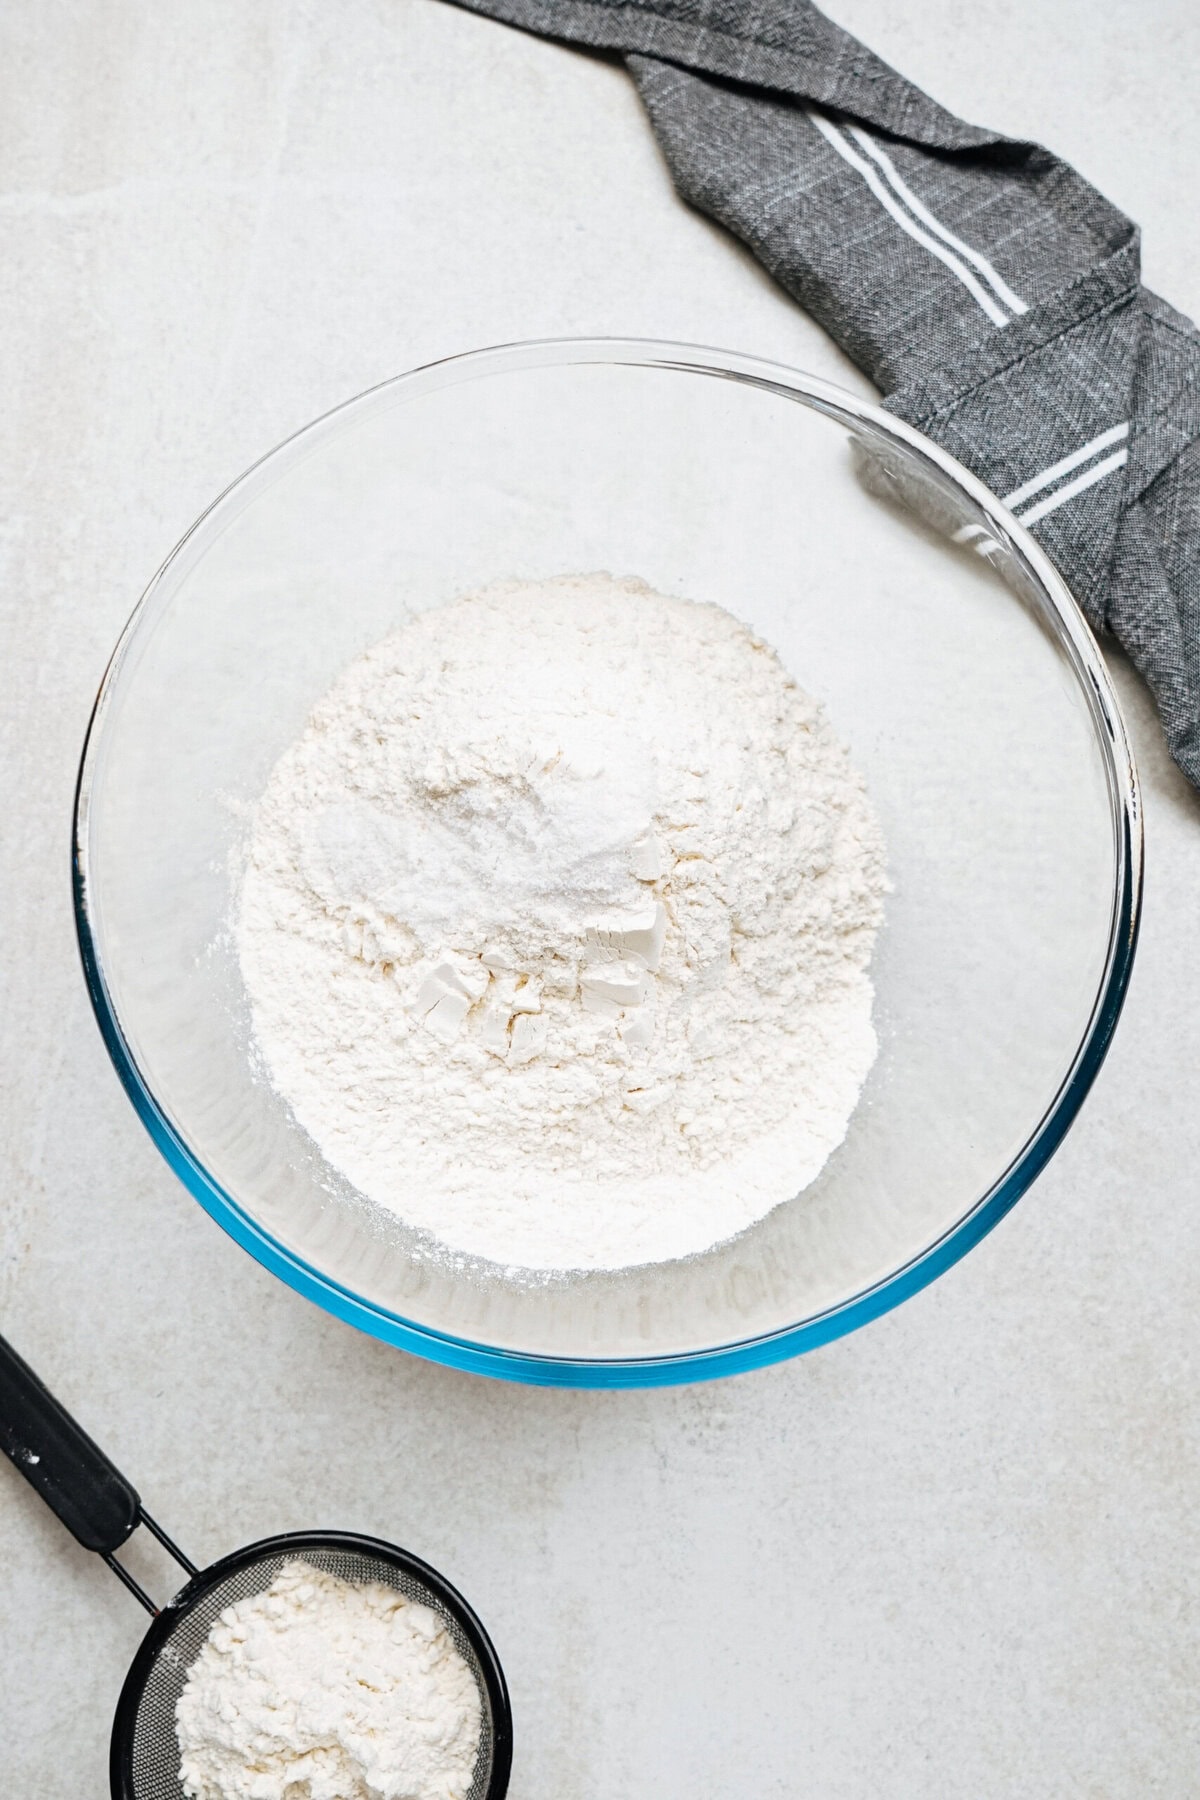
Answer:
xmin=444 ymin=0 xmax=1200 ymax=789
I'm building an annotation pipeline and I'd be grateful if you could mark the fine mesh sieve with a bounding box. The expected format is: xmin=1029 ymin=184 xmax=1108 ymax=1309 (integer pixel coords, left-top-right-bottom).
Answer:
xmin=0 ymin=1334 xmax=512 ymax=1799
xmin=112 ymin=1532 xmax=510 ymax=1800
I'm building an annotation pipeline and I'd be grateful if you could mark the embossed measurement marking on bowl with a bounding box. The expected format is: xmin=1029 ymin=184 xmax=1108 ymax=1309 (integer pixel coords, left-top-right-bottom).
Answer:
xmin=236 ymin=573 xmax=887 ymax=1273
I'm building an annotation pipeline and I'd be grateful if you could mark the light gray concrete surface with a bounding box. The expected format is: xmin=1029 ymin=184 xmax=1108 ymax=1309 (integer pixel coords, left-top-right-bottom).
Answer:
xmin=2 ymin=2 xmax=1198 ymax=1793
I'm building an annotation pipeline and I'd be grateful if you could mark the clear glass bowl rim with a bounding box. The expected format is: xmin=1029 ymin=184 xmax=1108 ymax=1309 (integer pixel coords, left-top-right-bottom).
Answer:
xmin=73 ymin=336 xmax=1143 ymax=1388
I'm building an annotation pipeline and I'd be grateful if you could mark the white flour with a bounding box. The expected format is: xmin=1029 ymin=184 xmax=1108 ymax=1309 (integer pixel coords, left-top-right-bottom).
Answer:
xmin=175 ymin=1560 xmax=482 ymax=1800
xmin=237 ymin=574 xmax=886 ymax=1271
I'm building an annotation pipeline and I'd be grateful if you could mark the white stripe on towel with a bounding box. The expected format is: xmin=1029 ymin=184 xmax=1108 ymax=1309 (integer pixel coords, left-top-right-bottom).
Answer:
xmin=1002 ymin=421 xmax=1130 ymax=510
xmin=845 ymin=124 xmax=1028 ymax=316
xmin=807 ymin=108 xmax=1012 ymax=327
xmin=952 ymin=422 xmax=1130 ymax=552
xmin=1013 ymin=446 xmax=1129 ymax=527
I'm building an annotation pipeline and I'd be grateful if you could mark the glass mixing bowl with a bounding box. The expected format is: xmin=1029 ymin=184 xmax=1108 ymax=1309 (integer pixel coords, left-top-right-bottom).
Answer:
xmin=74 ymin=339 xmax=1141 ymax=1386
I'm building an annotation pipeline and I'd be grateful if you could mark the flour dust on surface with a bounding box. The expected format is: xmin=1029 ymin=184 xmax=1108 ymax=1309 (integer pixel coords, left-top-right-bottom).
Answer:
xmin=236 ymin=573 xmax=887 ymax=1272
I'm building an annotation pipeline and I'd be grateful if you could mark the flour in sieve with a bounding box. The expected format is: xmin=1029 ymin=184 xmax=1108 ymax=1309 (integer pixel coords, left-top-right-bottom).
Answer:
xmin=175 ymin=1560 xmax=481 ymax=1800
xmin=236 ymin=574 xmax=886 ymax=1271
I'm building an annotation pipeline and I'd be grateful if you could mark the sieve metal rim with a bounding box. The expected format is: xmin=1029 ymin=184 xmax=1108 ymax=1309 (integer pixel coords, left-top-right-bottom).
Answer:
xmin=107 ymin=1528 xmax=513 ymax=1800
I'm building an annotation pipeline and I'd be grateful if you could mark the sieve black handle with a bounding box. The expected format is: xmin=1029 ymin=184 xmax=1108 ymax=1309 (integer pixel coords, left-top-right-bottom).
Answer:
xmin=0 ymin=1331 xmax=140 ymax=1555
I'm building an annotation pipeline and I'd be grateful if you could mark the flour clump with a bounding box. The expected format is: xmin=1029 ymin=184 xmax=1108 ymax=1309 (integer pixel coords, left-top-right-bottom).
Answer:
xmin=237 ymin=573 xmax=886 ymax=1270
xmin=174 ymin=1559 xmax=482 ymax=1800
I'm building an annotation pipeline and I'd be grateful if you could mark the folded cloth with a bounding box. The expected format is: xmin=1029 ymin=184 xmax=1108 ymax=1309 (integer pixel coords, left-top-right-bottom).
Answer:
xmin=442 ymin=0 xmax=1200 ymax=788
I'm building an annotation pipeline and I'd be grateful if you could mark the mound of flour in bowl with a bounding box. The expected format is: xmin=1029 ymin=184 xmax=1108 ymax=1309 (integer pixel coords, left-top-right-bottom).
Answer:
xmin=237 ymin=573 xmax=886 ymax=1271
